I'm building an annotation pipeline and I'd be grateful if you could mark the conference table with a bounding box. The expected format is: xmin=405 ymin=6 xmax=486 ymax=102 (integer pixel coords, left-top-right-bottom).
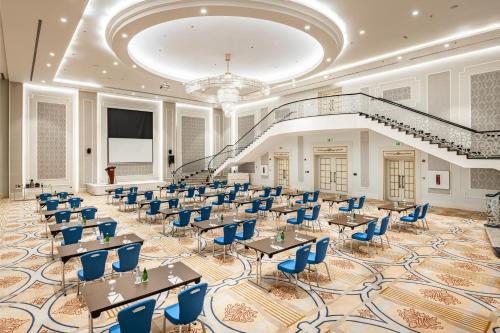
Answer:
xmin=56 ymin=233 xmax=144 ymax=296
xmin=39 ymin=197 xmax=84 ymax=210
xmin=377 ymin=201 xmax=417 ymax=228
xmin=136 ymin=198 xmax=170 ymax=221
xmin=327 ymin=214 xmax=378 ymax=249
xmin=190 ymin=216 xmax=246 ymax=255
xmin=48 ymin=217 xmax=116 ymax=257
xmin=283 ymin=190 xmax=306 ymax=200
xmin=240 ymin=231 xmax=316 ymax=291
xmin=322 ymin=194 xmax=353 ymax=215
xmin=160 ymin=205 xmax=203 ymax=235
xmin=232 ymin=197 xmax=267 ymax=213
xmin=36 ymin=192 xmax=74 ymax=199
xmin=82 ymin=261 xmax=201 ymax=333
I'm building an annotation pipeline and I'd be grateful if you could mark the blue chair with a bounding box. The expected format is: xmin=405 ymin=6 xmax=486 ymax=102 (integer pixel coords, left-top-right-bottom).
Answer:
xmin=211 ymin=180 xmax=220 ymax=190
xmin=409 ymin=203 xmax=429 ymax=230
xmin=61 ymin=225 xmax=83 ymax=246
xmin=77 ymin=250 xmax=108 ymax=295
xmin=306 ymin=237 xmax=331 ymax=286
xmin=123 ymin=193 xmax=137 ymax=211
xmin=295 ymin=192 xmax=310 ymax=205
xmin=167 ymin=183 xmax=177 ymax=196
xmin=235 ymin=219 xmax=256 ymax=243
xmin=374 ymin=215 xmax=391 ymax=249
xmin=211 ymin=193 xmax=225 ymax=211
xmin=307 ymin=191 xmax=320 ymax=205
xmin=57 ymin=191 xmax=69 ymax=200
xmin=172 ymin=210 xmax=191 ymax=236
xmin=163 ymin=283 xmax=208 ymax=333
xmin=244 ymin=199 xmax=260 ymax=217
xmin=223 ymin=191 xmax=237 ymax=209
xmin=196 ymin=186 xmax=206 ymax=200
xmin=276 ymin=244 xmax=312 ymax=289
xmin=146 ymin=200 xmax=162 ymax=224
xmin=68 ymin=197 xmax=81 ymax=209
xmin=168 ymin=198 xmax=179 ymax=209
xmin=194 ymin=205 xmax=212 ymax=222
xmin=213 ymin=223 xmax=238 ymax=261
xmin=221 ymin=180 xmax=228 ymax=186
xmin=39 ymin=193 xmax=52 ymax=202
xmin=304 ymin=204 xmax=321 ymax=232
xmin=339 ymin=197 xmax=355 ymax=214
xmin=233 ymin=183 xmax=241 ymax=193
xmin=55 ymin=210 xmax=71 ymax=224
xmin=81 ymin=207 xmax=97 ymax=220
xmin=258 ymin=197 xmax=274 ymax=216
xmin=184 ymin=187 xmax=196 ymax=202
xmin=98 ymin=220 xmax=117 ymax=238
xmin=353 ymin=195 xmax=366 ymax=213
xmin=112 ymin=243 xmax=142 ymax=275
xmin=179 ymin=182 xmax=186 ymax=190
xmin=399 ymin=205 xmax=421 ymax=233
xmin=351 ymin=220 xmax=377 ymax=253
xmin=144 ymin=191 xmax=153 ymax=201
xmin=259 ymin=187 xmax=271 ymax=198
xmin=271 ymin=186 xmax=283 ymax=202
xmin=112 ymin=188 xmax=123 ymax=203
xmin=129 ymin=186 xmax=138 ymax=193
xmin=286 ymin=207 xmax=306 ymax=230
xmin=109 ymin=299 xmax=155 ymax=333
xmin=241 ymin=182 xmax=250 ymax=193
xmin=46 ymin=199 xmax=59 ymax=211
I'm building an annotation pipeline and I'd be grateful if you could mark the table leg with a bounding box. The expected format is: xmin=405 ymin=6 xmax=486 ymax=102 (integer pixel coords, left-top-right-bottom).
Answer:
xmin=88 ymin=313 xmax=94 ymax=333
xmin=61 ymin=261 xmax=66 ymax=296
xmin=137 ymin=206 xmax=141 ymax=222
xmin=51 ymin=236 xmax=54 ymax=258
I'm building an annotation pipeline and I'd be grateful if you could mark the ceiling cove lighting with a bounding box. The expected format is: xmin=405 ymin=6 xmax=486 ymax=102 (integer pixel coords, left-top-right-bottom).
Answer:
xmin=53 ymin=78 xmax=102 ymax=88
xmin=186 ymin=54 xmax=270 ymax=116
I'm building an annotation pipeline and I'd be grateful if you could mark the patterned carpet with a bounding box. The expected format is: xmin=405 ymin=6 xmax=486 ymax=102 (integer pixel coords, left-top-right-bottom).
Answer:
xmin=0 ymin=192 xmax=499 ymax=333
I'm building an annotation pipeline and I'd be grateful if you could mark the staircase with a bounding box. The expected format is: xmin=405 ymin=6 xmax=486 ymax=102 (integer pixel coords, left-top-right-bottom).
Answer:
xmin=172 ymin=93 xmax=500 ymax=182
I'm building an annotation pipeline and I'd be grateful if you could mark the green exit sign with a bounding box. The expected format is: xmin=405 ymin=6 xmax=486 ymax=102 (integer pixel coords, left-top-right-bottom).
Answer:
xmin=395 ymin=141 xmax=401 ymax=146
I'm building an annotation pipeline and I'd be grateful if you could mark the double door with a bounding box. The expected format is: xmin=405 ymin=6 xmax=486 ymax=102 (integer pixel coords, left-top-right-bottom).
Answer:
xmin=276 ymin=158 xmax=289 ymax=187
xmin=386 ymin=159 xmax=415 ymax=201
xmin=318 ymin=157 xmax=348 ymax=193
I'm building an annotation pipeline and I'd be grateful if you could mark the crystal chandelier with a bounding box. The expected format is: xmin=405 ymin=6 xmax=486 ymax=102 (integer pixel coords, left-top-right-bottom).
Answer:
xmin=185 ymin=54 xmax=270 ymax=116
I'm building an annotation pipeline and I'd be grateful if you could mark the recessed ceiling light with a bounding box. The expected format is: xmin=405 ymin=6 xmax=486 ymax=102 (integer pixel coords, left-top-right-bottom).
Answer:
xmin=132 ymin=64 xmax=137 ymax=68
xmin=326 ymin=57 xmax=332 ymax=62
xmin=60 ymin=17 xmax=67 ymax=23
xmin=141 ymin=85 xmax=145 ymax=89
xmin=292 ymin=83 xmax=296 ymax=87
xmin=49 ymin=52 xmax=55 ymax=57
xmin=359 ymin=30 xmax=365 ymax=35
xmin=323 ymin=75 xmax=329 ymax=79
xmin=397 ymin=55 xmax=403 ymax=60
xmin=131 ymin=92 xmax=135 ymax=96
xmin=46 ymin=63 xmax=51 ymax=67
xmin=113 ymin=61 xmax=118 ymax=66
xmin=292 ymin=78 xmax=296 ymax=82
xmin=200 ymin=8 xmax=207 ymax=14
xmin=444 ymin=43 xmax=450 ymax=48
xmin=412 ymin=10 xmax=419 ymax=16
xmin=304 ymin=25 xmax=311 ymax=31
xmin=121 ymin=33 xmax=128 ymax=38
xmin=101 ymin=70 xmax=107 ymax=74
xmin=41 ymin=80 xmax=46 ymax=83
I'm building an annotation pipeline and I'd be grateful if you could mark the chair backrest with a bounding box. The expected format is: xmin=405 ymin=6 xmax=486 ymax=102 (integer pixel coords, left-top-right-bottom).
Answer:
xmin=186 ymin=187 xmax=195 ymax=197
xmin=233 ymin=183 xmax=241 ymax=192
xmin=221 ymin=180 xmax=228 ymax=186
xmin=39 ymin=193 xmax=52 ymax=201
xmin=378 ymin=215 xmax=390 ymax=235
xmin=62 ymin=225 xmax=83 ymax=245
xmin=117 ymin=243 xmax=142 ymax=271
xmin=265 ymin=197 xmax=274 ymax=210
xmin=198 ymin=206 xmax=212 ymax=221
xmin=178 ymin=282 xmax=208 ymax=324
xmin=294 ymin=244 xmax=312 ymax=272
xmin=311 ymin=204 xmax=321 ymax=219
xmin=242 ymin=219 xmax=257 ymax=240
xmin=68 ymin=197 xmax=81 ymax=208
xmin=242 ymin=183 xmax=249 ymax=191
xmin=149 ymin=200 xmax=161 ymax=213
xmin=347 ymin=197 xmax=355 ymax=210
xmin=313 ymin=237 xmax=330 ymax=263
xmin=228 ymin=190 xmax=237 ymax=201
xmin=80 ymin=250 xmax=108 ymax=281
xmin=115 ymin=188 xmax=123 ymax=195
xmin=46 ymin=199 xmax=60 ymax=211
xmin=356 ymin=195 xmax=366 ymax=209
xmin=55 ymin=210 xmax=71 ymax=224
xmin=411 ymin=205 xmax=421 ymax=221
xmin=144 ymin=191 xmax=153 ymax=201
xmin=116 ymin=299 xmax=155 ymax=333
xmin=274 ymin=186 xmax=283 ymax=196
xmin=311 ymin=190 xmax=320 ymax=202
xmin=302 ymin=192 xmax=310 ymax=202
xmin=57 ymin=191 xmax=69 ymax=200
xmin=81 ymin=207 xmax=97 ymax=220
xmin=198 ymin=186 xmax=206 ymax=195
xmin=419 ymin=203 xmax=429 ymax=219
xmin=127 ymin=193 xmax=137 ymax=204
xmin=98 ymin=220 xmax=117 ymax=237
xmin=214 ymin=193 xmax=224 ymax=204
xmin=168 ymin=198 xmax=179 ymax=208
xmin=129 ymin=186 xmax=138 ymax=193
xmin=251 ymin=199 xmax=260 ymax=212
xmin=263 ymin=187 xmax=271 ymax=196
xmin=178 ymin=210 xmax=192 ymax=226
xmin=223 ymin=223 xmax=238 ymax=244
xmin=296 ymin=207 xmax=306 ymax=222
xmin=212 ymin=180 xmax=220 ymax=189
xmin=179 ymin=182 xmax=186 ymax=189
xmin=365 ymin=220 xmax=377 ymax=241
xmin=168 ymin=184 xmax=177 ymax=193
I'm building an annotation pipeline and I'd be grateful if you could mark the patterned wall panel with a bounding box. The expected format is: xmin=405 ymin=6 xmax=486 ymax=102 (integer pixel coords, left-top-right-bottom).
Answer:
xmin=382 ymin=86 xmax=411 ymax=102
xmin=238 ymin=114 xmax=255 ymax=150
xmin=471 ymin=70 xmax=500 ymax=131
xmin=360 ymin=131 xmax=370 ymax=187
xmin=115 ymin=163 xmax=153 ymax=176
xmin=37 ymin=102 xmax=66 ymax=180
xmin=471 ymin=168 xmax=500 ymax=190
xmin=182 ymin=116 xmax=205 ymax=172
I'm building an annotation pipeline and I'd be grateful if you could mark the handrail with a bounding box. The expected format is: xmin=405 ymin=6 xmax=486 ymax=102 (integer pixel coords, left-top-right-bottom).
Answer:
xmin=171 ymin=92 xmax=500 ymax=180
xmin=486 ymin=191 xmax=500 ymax=198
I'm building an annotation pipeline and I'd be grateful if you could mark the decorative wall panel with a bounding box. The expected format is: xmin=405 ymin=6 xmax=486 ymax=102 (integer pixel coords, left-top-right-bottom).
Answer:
xmin=238 ymin=115 xmax=255 ymax=171
xmin=37 ymin=102 xmax=66 ymax=180
xmin=182 ymin=116 xmax=205 ymax=172
xmin=360 ymin=131 xmax=369 ymax=187
xmin=471 ymin=168 xmax=500 ymax=190
xmin=471 ymin=70 xmax=500 ymax=131
xmin=115 ymin=163 xmax=153 ymax=176
xmin=382 ymin=86 xmax=411 ymax=102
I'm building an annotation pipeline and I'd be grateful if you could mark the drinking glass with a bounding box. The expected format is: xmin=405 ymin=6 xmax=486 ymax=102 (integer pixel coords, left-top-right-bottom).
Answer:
xmin=167 ymin=264 xmax=174 ymax=279
xmin=108 ymin=279 xmax=117 ymax=296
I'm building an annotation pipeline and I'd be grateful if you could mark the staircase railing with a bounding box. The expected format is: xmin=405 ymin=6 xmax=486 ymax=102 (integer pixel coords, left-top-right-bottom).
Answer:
xmin=172 ymin=93 xmax=500 ymax=181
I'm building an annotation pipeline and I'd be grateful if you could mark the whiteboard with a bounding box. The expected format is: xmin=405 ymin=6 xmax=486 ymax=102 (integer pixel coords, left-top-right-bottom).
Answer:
xmin=108 ymin=138 xmax=153 ymax=163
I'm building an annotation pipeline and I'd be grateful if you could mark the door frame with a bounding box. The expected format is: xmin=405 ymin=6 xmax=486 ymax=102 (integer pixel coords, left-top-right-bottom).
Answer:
xmin=313 ymin=145 xmax=348 ymax=193
xmin=274 ymin=152 xmax=290 ymax=188
xmin=383 ymin=150 xmax=416 ymax=202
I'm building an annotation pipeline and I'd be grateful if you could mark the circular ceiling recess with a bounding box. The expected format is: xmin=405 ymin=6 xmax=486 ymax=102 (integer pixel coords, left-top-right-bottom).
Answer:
xmin=128 ymin=16 xmax=324 ymax=83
